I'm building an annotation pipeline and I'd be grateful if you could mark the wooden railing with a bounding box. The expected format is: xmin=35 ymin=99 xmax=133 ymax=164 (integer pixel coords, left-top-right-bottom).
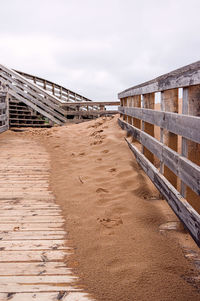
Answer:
xmin=118 ymin=61 xmax=200 ymax=247
xmin=0 ymin=92 xmax=9 ymax=133
xmin=0 ymin=64 xmax=68 ymax=125
xmin=61 ymin=101 xmax=119 ymax=120
xmin=15 ymin=70 xmax=94 ymax=103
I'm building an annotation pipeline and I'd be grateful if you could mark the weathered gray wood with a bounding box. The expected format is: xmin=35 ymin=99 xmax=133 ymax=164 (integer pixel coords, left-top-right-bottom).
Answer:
xmin=0 ymin=103 xmax=6 ymax=109
xmin=0 ymin=124 xmax=8 ymax=133
xmin=0 ymin=114 xmax=8 ymax=122
xmin=64 ymin=110 xmax=118 ymax=116
xmin=118 ymin=60 xmax=200 ymax=98
xmin=15 ymin=69 xmax=94 ymax=103
xmin=119 ymin=106 xmax=200 ymax=143
xmin=61 ymin=101 xmax=120 ymax=107
xmin=0 ymin=73 xmax=67 ymax=120
xmin=124 ymin=137 xmax=200 ymax=247
xmin=118 ymin=118 xmax=200 ymax=195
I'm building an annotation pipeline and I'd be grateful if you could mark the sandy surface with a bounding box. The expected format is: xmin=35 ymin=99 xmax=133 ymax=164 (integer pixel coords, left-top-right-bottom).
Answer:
xmin=6 ymin=116 xmax=200 ymax=301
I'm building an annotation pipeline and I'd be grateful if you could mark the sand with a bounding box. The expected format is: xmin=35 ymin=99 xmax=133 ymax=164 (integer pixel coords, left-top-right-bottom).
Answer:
xmin=7 ymin=116 xmax=200 ymax=301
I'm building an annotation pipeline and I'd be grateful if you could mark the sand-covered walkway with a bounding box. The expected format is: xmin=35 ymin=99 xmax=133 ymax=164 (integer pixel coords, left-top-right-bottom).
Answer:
xmin=0 ymin=116 xmax=200 ymax=301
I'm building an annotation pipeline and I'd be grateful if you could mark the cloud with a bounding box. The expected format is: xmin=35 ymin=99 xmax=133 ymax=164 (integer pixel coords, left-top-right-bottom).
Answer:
xmin=0 ymin=0 xmax=200 ymax=100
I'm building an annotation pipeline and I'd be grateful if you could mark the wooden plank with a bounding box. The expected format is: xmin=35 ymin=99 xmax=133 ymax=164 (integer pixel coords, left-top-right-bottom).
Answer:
xmin=0 ymin=250 xmax=66 ymax=262
xmin=118 ymin=106 xmax=200 ymax=143
xmin=0 ymin=240 xmax=68 ymax=250
xmin=118 ymin=60 xmax=200 ymax=98
xmin=0 ymin=262 xmax=71 ymax=275
xmin=0 ymin=292 xmax=92 ymax=301
xmin=162 ymin=89 xmax=178 ymax=188
xmin=64 ymin=110 xmax=118 ymax=116
xmin=0 ymin=223 xmax=64 ymax=231
xmin=0 ymin=209 xmax=61 ymax=216
xmin=118 ymin=118 xmax=200 ymax=195
xmin=0 ymin=231 xmax=65 ymax=240
xmin=61 ymin=101 xmax=120 ymax=107
xmin=142 ymin=93 xmax=155 ymax=163
xmin=0 ymin=276 xmax=77 ymax=292
xmin=0 ymin=216 xmax=64 ymax=222
xmin=124 ymin=137 xmax=200 ymax=247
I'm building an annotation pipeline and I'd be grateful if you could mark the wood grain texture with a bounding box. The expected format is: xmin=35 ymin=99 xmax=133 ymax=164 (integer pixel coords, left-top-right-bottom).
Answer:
xmin=118 ymin=106 xmax=200 ymax=143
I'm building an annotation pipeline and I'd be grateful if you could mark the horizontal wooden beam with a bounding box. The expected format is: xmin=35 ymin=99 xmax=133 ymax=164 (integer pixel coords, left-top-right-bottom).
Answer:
xmin=64 ymin=110 xmax=118 ymax=116
xmin=119 ymin=106 xmax=200 ymax=143
xmin=118 ymin=118 xmax=200 ymax=195
xmin=118 ymin=60 xmax=200 ymax=97
xmin=123 ymin=137 xmax=200 ymax=247
xmin=61 ymin=101 xmax=120 ymax=107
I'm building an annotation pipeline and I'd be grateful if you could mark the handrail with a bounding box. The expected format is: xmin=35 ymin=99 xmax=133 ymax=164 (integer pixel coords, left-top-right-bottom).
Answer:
xmin=118 ymin=60 xmax=200 ymax=247
xmin=118 ymin=60 xmax=200 ymax=98
xmin=15 ymin=70 xmax=94 ymax=103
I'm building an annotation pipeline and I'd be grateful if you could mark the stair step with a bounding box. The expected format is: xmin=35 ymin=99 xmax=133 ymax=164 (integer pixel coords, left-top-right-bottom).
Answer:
xmin=10 ymin=123 xmax=52 ymax=128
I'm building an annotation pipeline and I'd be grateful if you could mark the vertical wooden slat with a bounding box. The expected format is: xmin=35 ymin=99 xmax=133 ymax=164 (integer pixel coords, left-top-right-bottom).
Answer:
xmin=127 ymin=97 xmax=132 ymax=125
xmin=184 ymin=85 xmax=200 ymax=213
xmin=132 ymin=95 xmax=141 ymax=129
xmin=142 ymin=93 xmax=155 ymax=163
xmin=161 ymin=89 xmax=178 ymax=188
xmin=181 ymin=88 xmax=188 ymax=197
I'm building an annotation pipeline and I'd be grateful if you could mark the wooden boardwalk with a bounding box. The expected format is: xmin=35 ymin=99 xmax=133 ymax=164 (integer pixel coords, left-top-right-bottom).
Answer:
xmin=0 ymin=135 xmax=93 ymax=300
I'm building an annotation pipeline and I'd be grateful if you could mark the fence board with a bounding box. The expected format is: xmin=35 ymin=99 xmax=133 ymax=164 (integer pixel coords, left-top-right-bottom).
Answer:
xmin=118 ymin=61 xmax=200 ymax=98
xmin=118 ymin=119 xmax=200 ymax=195
xmin=124 ymin=137 xmax=200 ymax=247
xmin=119 ymin=107 xmax=200 ymax=143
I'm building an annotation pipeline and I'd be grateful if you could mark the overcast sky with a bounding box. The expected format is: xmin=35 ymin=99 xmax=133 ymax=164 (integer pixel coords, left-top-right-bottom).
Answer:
xmin=0 ymin=0 xmax=200 ymax=101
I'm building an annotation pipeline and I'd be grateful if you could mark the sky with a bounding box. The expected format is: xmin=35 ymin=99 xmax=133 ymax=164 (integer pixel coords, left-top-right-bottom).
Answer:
xmin=0 ymin=0 xmax=200 ymax=101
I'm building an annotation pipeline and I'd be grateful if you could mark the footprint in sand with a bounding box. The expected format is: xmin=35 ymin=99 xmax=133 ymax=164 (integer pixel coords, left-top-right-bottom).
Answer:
xmin=109 ymin=168 xmax=117 ymax=173
xmin=102 ymin=149 xmax=109 ymax=154
xmin=90 ymin=140 xmax=103 ymax=146
xmin=79 ymin=152 xmax=85 ymax=156
xmin=90 ymin=129 xmax=104 ymax=137
xmin=96 ymin=188 xmax=109 ymax=193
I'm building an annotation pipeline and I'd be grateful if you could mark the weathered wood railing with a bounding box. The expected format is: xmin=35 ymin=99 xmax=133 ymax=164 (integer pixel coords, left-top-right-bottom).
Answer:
xmin=0 ymin=92 xmax=9 ymax=133
xmin=118 ymin=61 xmax=200 ymax=247
xmin=61 ymin=101 xmax=119 ymax=121
xmin=15 ymin=70 xmax=94 ymax=103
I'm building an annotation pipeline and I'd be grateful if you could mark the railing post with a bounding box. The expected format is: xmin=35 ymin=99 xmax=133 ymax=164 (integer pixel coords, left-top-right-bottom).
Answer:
xmin=142 ymin=93 xmax=155 ymax=163
xmin=183 ymin=85 xmax=200 ymax=212
xmin=161 ymin=89 xmax=178 ymax=188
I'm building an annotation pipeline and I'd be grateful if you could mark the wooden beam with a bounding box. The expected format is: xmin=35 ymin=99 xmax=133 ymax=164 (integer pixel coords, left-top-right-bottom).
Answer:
xmin=142 ymin=93 xmax=155 ymax=163
xmin=162 ymin=89 xmax=178 ymax=188
xmin=64 ymin=110 xmax=118 ymax=116
xmin=118 ymin=107 xmax=200 ymax=143
xmin=185 ymin=85 xmax=200 ymax=213
xmin=124 ymin=137 xmax=200 ymax=247
xmin=118 ymin=60 xmax=200 ymax=98
xmin=118 ymin=118 xmax=200 ymax=196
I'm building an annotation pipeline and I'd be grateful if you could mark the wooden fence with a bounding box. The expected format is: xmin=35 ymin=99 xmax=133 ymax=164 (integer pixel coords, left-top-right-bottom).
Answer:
xmin=0 ymin=92 xmax=9 ymax=133
xmin=118 ymin=61 xmax=200 ymax=247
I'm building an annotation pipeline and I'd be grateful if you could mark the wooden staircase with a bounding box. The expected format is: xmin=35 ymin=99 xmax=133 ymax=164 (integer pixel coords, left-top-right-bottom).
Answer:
xmin=9 ymin=101 xmax=51 ymax=128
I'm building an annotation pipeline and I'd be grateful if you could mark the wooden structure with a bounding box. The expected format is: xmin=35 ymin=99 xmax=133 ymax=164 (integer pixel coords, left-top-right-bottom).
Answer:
xmin=0 ymin=93 xmax=9 ymax=133
xmin=118 ymin=61 xmax=200 ymax=247
xmin=0 ymin=64 xmax=118 ymax=128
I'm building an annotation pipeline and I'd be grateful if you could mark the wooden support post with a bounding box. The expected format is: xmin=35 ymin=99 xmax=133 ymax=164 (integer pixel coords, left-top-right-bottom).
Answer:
xmin=43 ymin=80 xmax=47 ymax=90
xmin=161 ymin=89 xmax=178 ymax=188
xmin=133 ymin=95 xmax=141 ymax=129
xmin=142 ymin=93 xmax=155 ymax=163
xmin=52 ymin=84 xmax=55 ymax=96
xmin=127 ymin=97 xmax=132 ymax=125
xmin=183 ymin=85 xmax=200 ymax=212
